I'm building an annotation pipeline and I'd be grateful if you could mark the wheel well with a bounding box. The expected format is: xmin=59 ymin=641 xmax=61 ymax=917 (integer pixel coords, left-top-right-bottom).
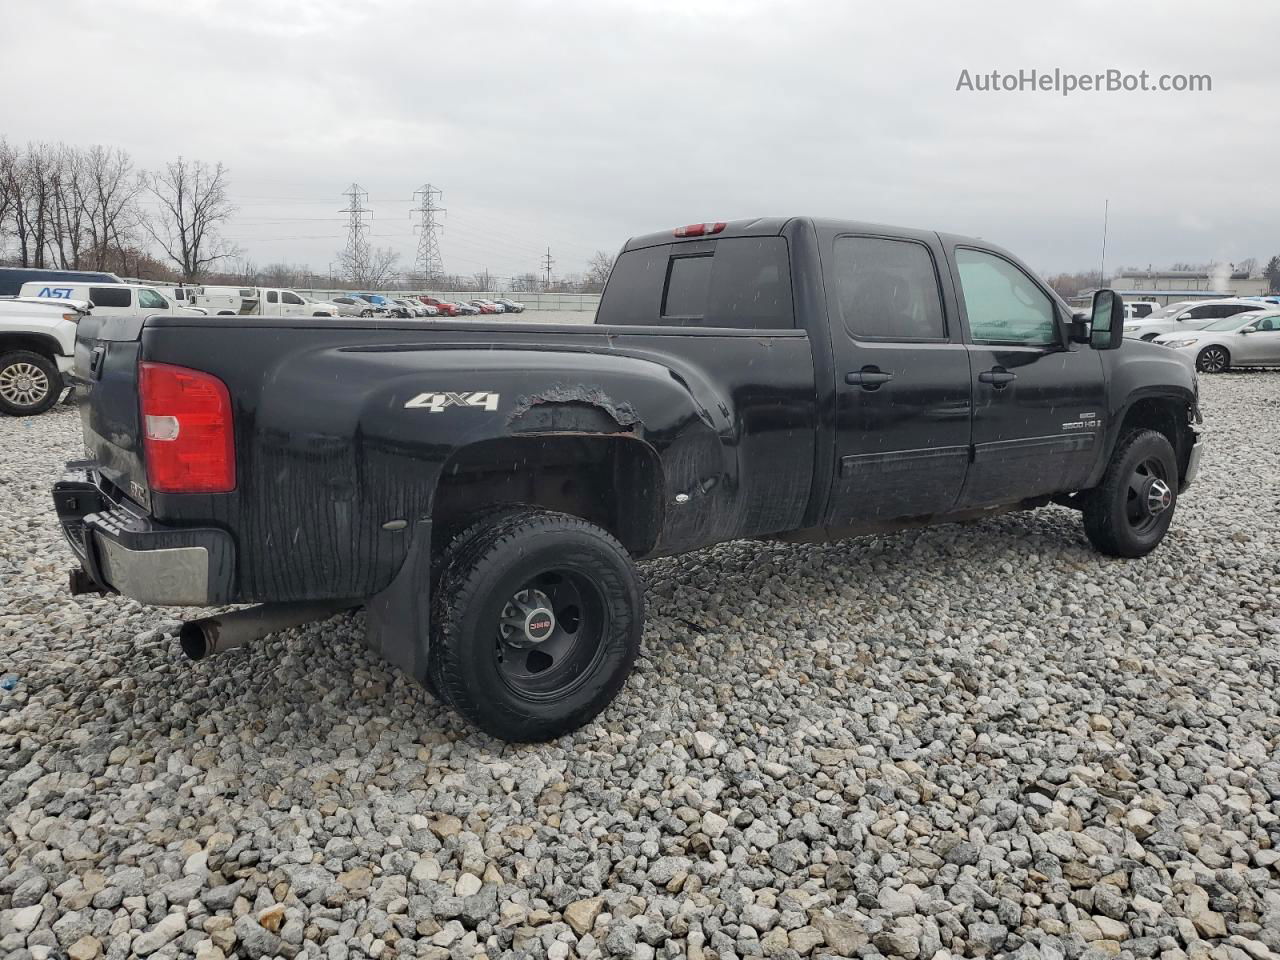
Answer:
xmin=0 ymin=333 xmax=61 ymax=362
xmin=433 ymin=434 xmax=664 ymax=557
xmin=1116 ymin=397 xmax=1193 ymax=480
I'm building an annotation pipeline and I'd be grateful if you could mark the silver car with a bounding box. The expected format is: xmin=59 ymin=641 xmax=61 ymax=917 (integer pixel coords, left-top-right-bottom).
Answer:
xmin=1124 ymin=298 xmax=1269 ymax=342
xmin=1153 ymin=310 xmax=1280 ymax=373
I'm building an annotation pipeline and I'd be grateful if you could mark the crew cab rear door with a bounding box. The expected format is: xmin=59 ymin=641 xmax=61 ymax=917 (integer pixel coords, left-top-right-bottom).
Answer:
xmin=945 ymin=243 xmax=1106 ymax=507
xmin=819 ymin=227 xmax=973 ymax=525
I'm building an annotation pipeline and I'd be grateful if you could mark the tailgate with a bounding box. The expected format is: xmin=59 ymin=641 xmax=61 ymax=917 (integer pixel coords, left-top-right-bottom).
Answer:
xmin=74 ymin=313 xmax=150 ymax=510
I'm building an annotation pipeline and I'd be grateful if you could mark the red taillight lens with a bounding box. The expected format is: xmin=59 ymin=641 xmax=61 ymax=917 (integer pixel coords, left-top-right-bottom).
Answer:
xmin=674 ymin=221 xmax=727 ymax=238
xmin=138 ymin=362 xmax=235 ymax=493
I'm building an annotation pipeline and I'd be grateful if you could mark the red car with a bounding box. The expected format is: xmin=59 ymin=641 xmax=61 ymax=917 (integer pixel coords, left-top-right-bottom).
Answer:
xmin=468 ymin=299 xmax=500 ymax=315
xmin=419 ymin=296 xmax=459 ymax=317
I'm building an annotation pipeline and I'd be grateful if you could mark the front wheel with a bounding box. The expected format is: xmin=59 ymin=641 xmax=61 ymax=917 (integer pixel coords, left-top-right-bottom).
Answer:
xmin=0 ymin=350 xmax=62 ymax=416
xmin=430 ymin=507 xmax=643 ymax=741
xmin=1196 ymin=345 xmax=1230 ymax=373
xmin=1081 ymin=429 xmax=1178 ymax=558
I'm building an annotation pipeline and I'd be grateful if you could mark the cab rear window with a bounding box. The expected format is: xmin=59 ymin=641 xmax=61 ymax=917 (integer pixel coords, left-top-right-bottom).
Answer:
xmin=599 ymin=237 xmax=793 ymax=329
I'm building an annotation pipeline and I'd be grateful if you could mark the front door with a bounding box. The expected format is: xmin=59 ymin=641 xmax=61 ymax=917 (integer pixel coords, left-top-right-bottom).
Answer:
xmin=948 ymin=245 xmax=1106 ymax=508
xmin=1235 ymin=314 xmax=1280 ymax=364
xmin=823 ymin=231 xmax=973 ymax=527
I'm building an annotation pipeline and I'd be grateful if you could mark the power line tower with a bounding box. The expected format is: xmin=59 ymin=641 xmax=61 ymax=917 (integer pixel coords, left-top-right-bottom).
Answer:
xmin=338 ymin=183 xmax=370 ymax=281
xmin=412 ymin=184 xmax=446 ymax=284
xmin=541 ymin=246 xmax=555 ymax=290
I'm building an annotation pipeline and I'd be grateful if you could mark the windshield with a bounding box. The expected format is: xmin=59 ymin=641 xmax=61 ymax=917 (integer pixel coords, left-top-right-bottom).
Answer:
xmin=1203 ymin=312 xmax=1274 ymax=332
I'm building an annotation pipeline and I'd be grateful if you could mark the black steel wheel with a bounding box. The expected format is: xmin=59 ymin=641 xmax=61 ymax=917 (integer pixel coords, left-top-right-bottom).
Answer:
xmin=0 ymin=350 xmax=61 ymax=416
xmin=429 ymin=507 xmax=642 ymax=741
xmin=1195 ymin=345 xmax=1230 ymax=373
xmin=1082 ymin=429 xmax=1178 ymax=557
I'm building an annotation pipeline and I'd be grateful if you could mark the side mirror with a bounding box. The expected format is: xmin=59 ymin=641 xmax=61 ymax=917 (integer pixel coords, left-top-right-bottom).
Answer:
xmin=1090 ymin=289 xmax=1124 ymax=349
xmin=1240 ymin=325 xmax=1253 ymax=335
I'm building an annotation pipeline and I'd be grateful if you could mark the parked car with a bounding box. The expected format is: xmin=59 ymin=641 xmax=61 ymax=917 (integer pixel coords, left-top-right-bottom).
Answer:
xmin=494 ymin=298 xmax=525 ymax=314
xmin=359 ymin=294 xmax=410 ymax=318
xmin=0 ymin=266 xmax=120 ymax=298
xmin=0 ymin=297 xmax=91 ymax=415
xmin=1124 ymin=298 xmax=1269 ymax=341
xmin=453 ymin=301 xmax=481 ymax=316
xmin=1154 ymin=310 xmax=1280 ymax=372
xmin=468 ymin=299 xmax=502 ymax=314
xmin=419 ymin=296 xmax=460 ymax=316
xmin=302 ymin=295 xmax=350 ymax=317
xmin=392 ymin=297 xmax=429 ymax=318
xmin=53 ymin=216 xmax=1202 ymax=742
xmin=19 ymin=281 xmax=204 ymax=321
xmin=1123 ymin=300 xmax=1160 ymax=321
xmin=330 ymin=296 xmax=381 ymax=317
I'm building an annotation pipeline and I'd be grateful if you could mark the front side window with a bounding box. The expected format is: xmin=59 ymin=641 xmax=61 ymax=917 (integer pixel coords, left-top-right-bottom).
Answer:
xmin=137 ymin=288 xmax=168 ymax=309
xmin=832 ymin=236 xmax=945 ymax=340
xmin=955 ymin=248 xmax=1057 ymax=345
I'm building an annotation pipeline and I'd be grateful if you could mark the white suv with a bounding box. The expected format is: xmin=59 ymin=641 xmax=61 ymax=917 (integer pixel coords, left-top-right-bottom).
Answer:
xmin=1124 ymin=298 xmax=1270 ymax=341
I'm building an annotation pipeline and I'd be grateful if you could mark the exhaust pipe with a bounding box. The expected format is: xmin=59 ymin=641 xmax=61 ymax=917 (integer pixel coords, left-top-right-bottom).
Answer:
xmin=179 ymin=601 xmax=355 ymax=661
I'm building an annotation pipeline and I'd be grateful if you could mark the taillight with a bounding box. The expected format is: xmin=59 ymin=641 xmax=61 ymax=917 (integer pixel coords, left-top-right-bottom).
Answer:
xmin=673 ymin=221 xmax=727 ymax=238
xmin=138 ymin=362 xmax=235 ymax=493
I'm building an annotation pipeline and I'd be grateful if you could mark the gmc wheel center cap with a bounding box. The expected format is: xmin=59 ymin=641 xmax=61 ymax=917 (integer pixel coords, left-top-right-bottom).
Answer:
xmin=525 ymin=608 xmax=556 ymax=643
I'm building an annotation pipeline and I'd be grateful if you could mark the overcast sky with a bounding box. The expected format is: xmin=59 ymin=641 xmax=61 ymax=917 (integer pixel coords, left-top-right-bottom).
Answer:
xmin=5 ymin=0 xmax=1277 ymax=280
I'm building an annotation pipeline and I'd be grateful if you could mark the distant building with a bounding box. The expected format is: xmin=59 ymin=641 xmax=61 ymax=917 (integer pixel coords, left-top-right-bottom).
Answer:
xmin=1108 ymin=269 xmax=1269 ymax=303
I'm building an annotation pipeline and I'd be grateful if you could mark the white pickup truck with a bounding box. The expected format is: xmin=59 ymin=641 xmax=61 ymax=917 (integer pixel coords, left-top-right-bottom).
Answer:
xmin=0 ymin=297 xmax=90 ymax=416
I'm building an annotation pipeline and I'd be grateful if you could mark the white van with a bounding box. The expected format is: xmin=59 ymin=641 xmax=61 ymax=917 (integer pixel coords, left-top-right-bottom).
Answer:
xmin=19 ymin=281 xmax=205 ymax=319
xmin=195 ymin=286 xmax=337 ymax=317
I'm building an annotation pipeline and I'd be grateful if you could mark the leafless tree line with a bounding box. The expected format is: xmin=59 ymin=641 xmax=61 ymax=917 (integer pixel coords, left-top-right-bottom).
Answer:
xmin=0 ymin=139 xmax=236 ymax=282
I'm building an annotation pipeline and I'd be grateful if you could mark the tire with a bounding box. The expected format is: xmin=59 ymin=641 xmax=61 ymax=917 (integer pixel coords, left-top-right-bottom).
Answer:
xmin=360 ymin=309 xmax=373 ymax=318
xmin=429 ymin=507 xmax=643 ymax=741
xmin=1082 ymin=429 xmax=1178 ymax=558
xmin=0 ymin=350 xmax=62 ymax=416
xmin=1195 ymin=345 xmax=1230 ymax=373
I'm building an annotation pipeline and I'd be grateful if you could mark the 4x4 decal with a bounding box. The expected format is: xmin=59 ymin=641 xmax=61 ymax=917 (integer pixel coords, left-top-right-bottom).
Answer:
xmin=404 ymin=391 xmax=500 ymax=413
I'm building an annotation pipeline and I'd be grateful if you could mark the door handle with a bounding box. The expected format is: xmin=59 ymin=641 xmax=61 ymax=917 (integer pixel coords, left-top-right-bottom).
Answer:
xmin=846 ymin=368 xmax=894 ymax=389
xmin=978 ymin=368 xmax=1016 ymax=388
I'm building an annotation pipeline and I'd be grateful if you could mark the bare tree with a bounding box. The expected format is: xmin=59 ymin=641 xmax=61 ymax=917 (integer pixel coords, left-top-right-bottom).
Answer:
xmin=9 ymin=143 xmax=61 ymax=267
xmin=81 ymin=146 xmax=142 ymax=270
xmin=582 ymin=250 xmax=615 ymax=292
xmin=143 ymin=157 xmax=236 ymax=281
xmin=472 ymin=269 xmax=494 ymax=291
xmin=340 ymin=244 xmax=399 ymax=289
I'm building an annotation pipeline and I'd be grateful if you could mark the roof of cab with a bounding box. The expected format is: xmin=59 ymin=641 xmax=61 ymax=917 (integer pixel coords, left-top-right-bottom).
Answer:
xmin=624 ymin=216 xmax=996 ymax=254
xmin=623 ymin=217 xmax=792 ymax=251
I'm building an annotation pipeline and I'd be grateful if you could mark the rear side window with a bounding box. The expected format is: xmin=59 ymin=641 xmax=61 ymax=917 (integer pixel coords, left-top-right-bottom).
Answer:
xmin=90 ymin=286 xmax=131 ymax=308
xmin=599 ymin=237 xmax=793 ymax=329
xmin=267 ymin=290 xmax=279 ymax=303
xmin=832 ymin=236 xmax=946 ymax=340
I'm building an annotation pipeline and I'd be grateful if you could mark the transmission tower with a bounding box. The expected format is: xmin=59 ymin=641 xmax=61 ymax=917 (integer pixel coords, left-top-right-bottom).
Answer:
xmin=338 ymin=183 xmax=370 ymax=280
xmin=413 ymin=184 xmax=446 ymax=283
xmin=541 ymin=246 xmax=555 ymax=290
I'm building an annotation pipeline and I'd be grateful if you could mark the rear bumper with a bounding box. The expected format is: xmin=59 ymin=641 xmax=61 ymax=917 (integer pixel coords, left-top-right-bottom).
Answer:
xmin=52 ymin=464 xmax=235 ymax=606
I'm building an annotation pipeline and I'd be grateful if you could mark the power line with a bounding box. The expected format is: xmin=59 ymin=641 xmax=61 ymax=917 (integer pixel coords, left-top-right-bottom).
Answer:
xmin=413 ymin=183 xmax=446 ymax=282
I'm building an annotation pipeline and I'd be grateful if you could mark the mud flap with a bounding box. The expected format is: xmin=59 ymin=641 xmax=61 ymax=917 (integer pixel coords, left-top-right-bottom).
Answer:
xmin=363 ymin=518 xmax=432 ymax=686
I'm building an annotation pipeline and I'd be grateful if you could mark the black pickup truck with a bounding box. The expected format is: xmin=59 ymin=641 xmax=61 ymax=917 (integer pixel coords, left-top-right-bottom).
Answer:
xmin=53 ymin=217 xmax=1203 ymax=741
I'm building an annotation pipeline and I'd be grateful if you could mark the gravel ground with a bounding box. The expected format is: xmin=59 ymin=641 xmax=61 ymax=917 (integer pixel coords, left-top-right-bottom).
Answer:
xmin=1 ymin=374 xmax=1278 ymax=960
